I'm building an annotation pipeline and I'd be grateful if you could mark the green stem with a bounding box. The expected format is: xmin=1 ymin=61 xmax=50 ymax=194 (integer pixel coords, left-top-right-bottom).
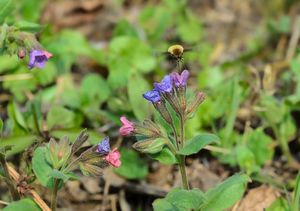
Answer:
xmin=51 ymin=179 xmax=59 ymax=211
xmin=171 ymin=125 xmax=180 ymax=150
xmin=178 ymin=156 xmax=189 ymax=189
xmin=0 ymin=154 xmax=20 ymax=200
xmin=177 ymin=114 xmax=189 ymax=189
xmin=179 ymin=115 xmax=185 ymax=145
xmin=272 ymin=125 xmax=294 ymax=164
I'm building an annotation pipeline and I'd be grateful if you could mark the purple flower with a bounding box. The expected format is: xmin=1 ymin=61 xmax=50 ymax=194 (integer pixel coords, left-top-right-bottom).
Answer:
xmin=171 ymin=70 xmax=189 ymax=87
xmin=143 ymin=89 xmax=161 ymax=103
xmin=97 ymin=137 xmax=110 ymax=154
xmin=28 ymin=50 xmax=52 ymax=69
xmin=154 ymin=75 xmax=173 ymax=93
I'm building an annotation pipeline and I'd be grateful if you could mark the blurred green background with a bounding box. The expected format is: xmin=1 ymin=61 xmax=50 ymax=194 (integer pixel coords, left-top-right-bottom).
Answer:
xmin=1 ymin=0 xmax=300 ymax=194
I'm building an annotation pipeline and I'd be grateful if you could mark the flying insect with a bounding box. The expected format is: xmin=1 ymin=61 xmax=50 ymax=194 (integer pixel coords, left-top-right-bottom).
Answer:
xmin=163 ymin=44 xmax=192 ymax=70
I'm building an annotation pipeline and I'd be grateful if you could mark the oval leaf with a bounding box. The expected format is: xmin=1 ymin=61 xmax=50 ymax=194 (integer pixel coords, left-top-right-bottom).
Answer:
xmin=32 ymin=147 xmax=53 ymax=188
xmin=153 ymin=188 xmax=205 ymax=211
xmin=201 ymin=174 xmax=250 ymax=211
xmin=179 ymin=133 xmax=220 ymax=155
xmin=150 ymin=147 xmax=178 ymax=164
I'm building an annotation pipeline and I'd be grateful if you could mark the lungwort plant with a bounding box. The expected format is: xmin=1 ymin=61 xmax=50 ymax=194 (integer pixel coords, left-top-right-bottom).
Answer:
xmin=120 ymin=67 xmax=250 ymax=210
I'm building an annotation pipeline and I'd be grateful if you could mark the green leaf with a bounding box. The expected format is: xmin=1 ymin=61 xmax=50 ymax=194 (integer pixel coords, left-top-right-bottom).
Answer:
xmin=48 ymin=169 xmax=70 ymax=182
xmin=266 ymin=197 xmax=290 ymax=211
xmin=32 ymin=147 xmax=53 ymax=188
xmin=167 ymin=188 xmax=205 ymax=210
xmin=113 ymin=19 xmax=138 ymax=37
xmin=46 ymin=106 xmax=81 ymax=130
xmin=153 ymin=188 xmax=205 ymax=211
xmin=107 ymin=36 xmax=156 ymax=88
xmin=201 ymin=174 xmax=250 ymax=211
xmin=32 ymin=61 xmax=57 ymax=86
xmin=128 ymin=73 xmax=151 ymax=121
xmin=8 ymin=101 xmax=28 ymax=132
xmin=3 ymin=198 xmax=40 ymax=211
xmin=18 ymin=0 xmax=45 ymax=22
xmin=80 ymin=73 xmax=111 ymax=106
xmin=14 ymin=21 xmax=43 ymax=33
xmin=179 ymin=133 xmax=220 ymax=155
xmin=279 ymin=113 xmax=296 ymax=142
xmin=293 ymin=171 xmax=300 ymax=211
xmin=177 ymin=11 xmax=203 ymax=43
xmin=0 ymin=135 xmax=35 ymax=156
xmin=44 ymin=30 xmax=92 ymax=73
xmin=133 ymin=138 xmax=165 ymax=154
xmin=114 ymin=148 xmax=148 ymax=179
xmin=153 ymin=199 xmax=179 ymax=211
xmin=150 ymin=147 xmax=178 ymax=164
xmin=235 ymin=145 xmax=258 ymax=174
xmin=247 ymin=128 xmax=273 ymax=166
xmin=0 ymin=0 xmax=14 ymax=24
xmin=259 ymin=94 xmax=284 ymax=124
xmin=3 ymin=67 xmax=36 ymax=102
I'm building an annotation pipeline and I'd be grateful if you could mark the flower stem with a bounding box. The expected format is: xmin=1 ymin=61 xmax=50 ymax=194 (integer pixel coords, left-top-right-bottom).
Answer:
xmin=177 ymin=114 xmax=189 ymax=189
xmin=171 ymin=124 xmax=180 ymax=150
xmin=51 ymin=179 xmax=59 ymax=211
xmin=178 ymin=155 xmax=189 ymax=189
xmin=179 ymin=114 xmax=185 ymax=145
xmin=0 ymin=154 xmax=20 ymax=200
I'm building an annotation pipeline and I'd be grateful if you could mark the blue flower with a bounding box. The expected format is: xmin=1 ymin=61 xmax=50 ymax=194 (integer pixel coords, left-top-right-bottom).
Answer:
xmin=28 ymin=50 xmax=52 ymax=69
xmin=97 ymin=137 xmax=110 ymax=154
xmin=154 ymin=75 xmax=173 ymax=93
xmin=143 ymin=89 xmax=161 ymax=103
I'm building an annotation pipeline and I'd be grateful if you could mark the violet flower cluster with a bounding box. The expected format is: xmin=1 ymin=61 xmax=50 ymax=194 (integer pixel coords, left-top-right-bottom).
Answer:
xmin=143 ymin=70 xmax=189 ymax=103
xmin=119 ymin=69 xmax=205 ymax=142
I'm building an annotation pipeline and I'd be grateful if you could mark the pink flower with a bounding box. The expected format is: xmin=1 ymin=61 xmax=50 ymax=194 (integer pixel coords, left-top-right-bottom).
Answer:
xmin=119 ymin=116 xmax=134 ymax=136
xmin=43 ymin=51 xmax=53 ymax=59
xmin=105 ymin=148 xmax=121 ymax=168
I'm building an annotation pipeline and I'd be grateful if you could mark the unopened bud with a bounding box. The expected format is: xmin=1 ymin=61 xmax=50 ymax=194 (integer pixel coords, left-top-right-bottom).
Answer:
xmin=186 ymin=92 xmax=205 ymax=116
xmin=18 ymin=49 xmax=26 ymax=59
xmin=176 ymin=86 xmax=187 ymax=113
xmin=135 ymin=119 xmax=162 ymax=138
xmin=163 ymin=92 xmax=181 ymax=115
xmin=133 ymin=138 xmax=165 ymax=154
xmin=153 ymin=101 xmax=173 ymax=125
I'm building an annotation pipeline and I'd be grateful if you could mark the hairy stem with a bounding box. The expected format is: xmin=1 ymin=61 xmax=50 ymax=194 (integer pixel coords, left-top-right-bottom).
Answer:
xmin=177 ymin=114 xmax=189 ymax=189
xmin=0 ymin=155 xmax=20 ymax=200
xmin=178 ymin=156 xmax=189 ymax=189
xmin=179 ymin=115 xmax=185 ymax=145
xmin=171 ymin=124 xmax=180 ymax=150
xmin=51 ymin=179 xmax=59 ymax=211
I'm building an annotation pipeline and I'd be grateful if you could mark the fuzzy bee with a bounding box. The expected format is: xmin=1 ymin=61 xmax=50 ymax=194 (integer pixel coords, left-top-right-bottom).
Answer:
xmin=163 ymin=44 xmax=191 ymax=70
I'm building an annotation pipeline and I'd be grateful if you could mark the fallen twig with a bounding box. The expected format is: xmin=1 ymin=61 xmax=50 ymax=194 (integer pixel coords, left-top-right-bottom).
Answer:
xmin=7 ymin=164 xmax=51 ymax=211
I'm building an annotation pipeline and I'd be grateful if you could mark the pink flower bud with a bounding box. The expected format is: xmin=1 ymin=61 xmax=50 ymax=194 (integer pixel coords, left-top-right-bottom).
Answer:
xmin=119 ymin=116 xmax=134 ymax=136
xmin=18 ymin=49 xmax=26 ymax=59
xmin=105 ymin=148 xmax=121 ymax=168
xmin=43 ymin=51 xmax=53 ymax=59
